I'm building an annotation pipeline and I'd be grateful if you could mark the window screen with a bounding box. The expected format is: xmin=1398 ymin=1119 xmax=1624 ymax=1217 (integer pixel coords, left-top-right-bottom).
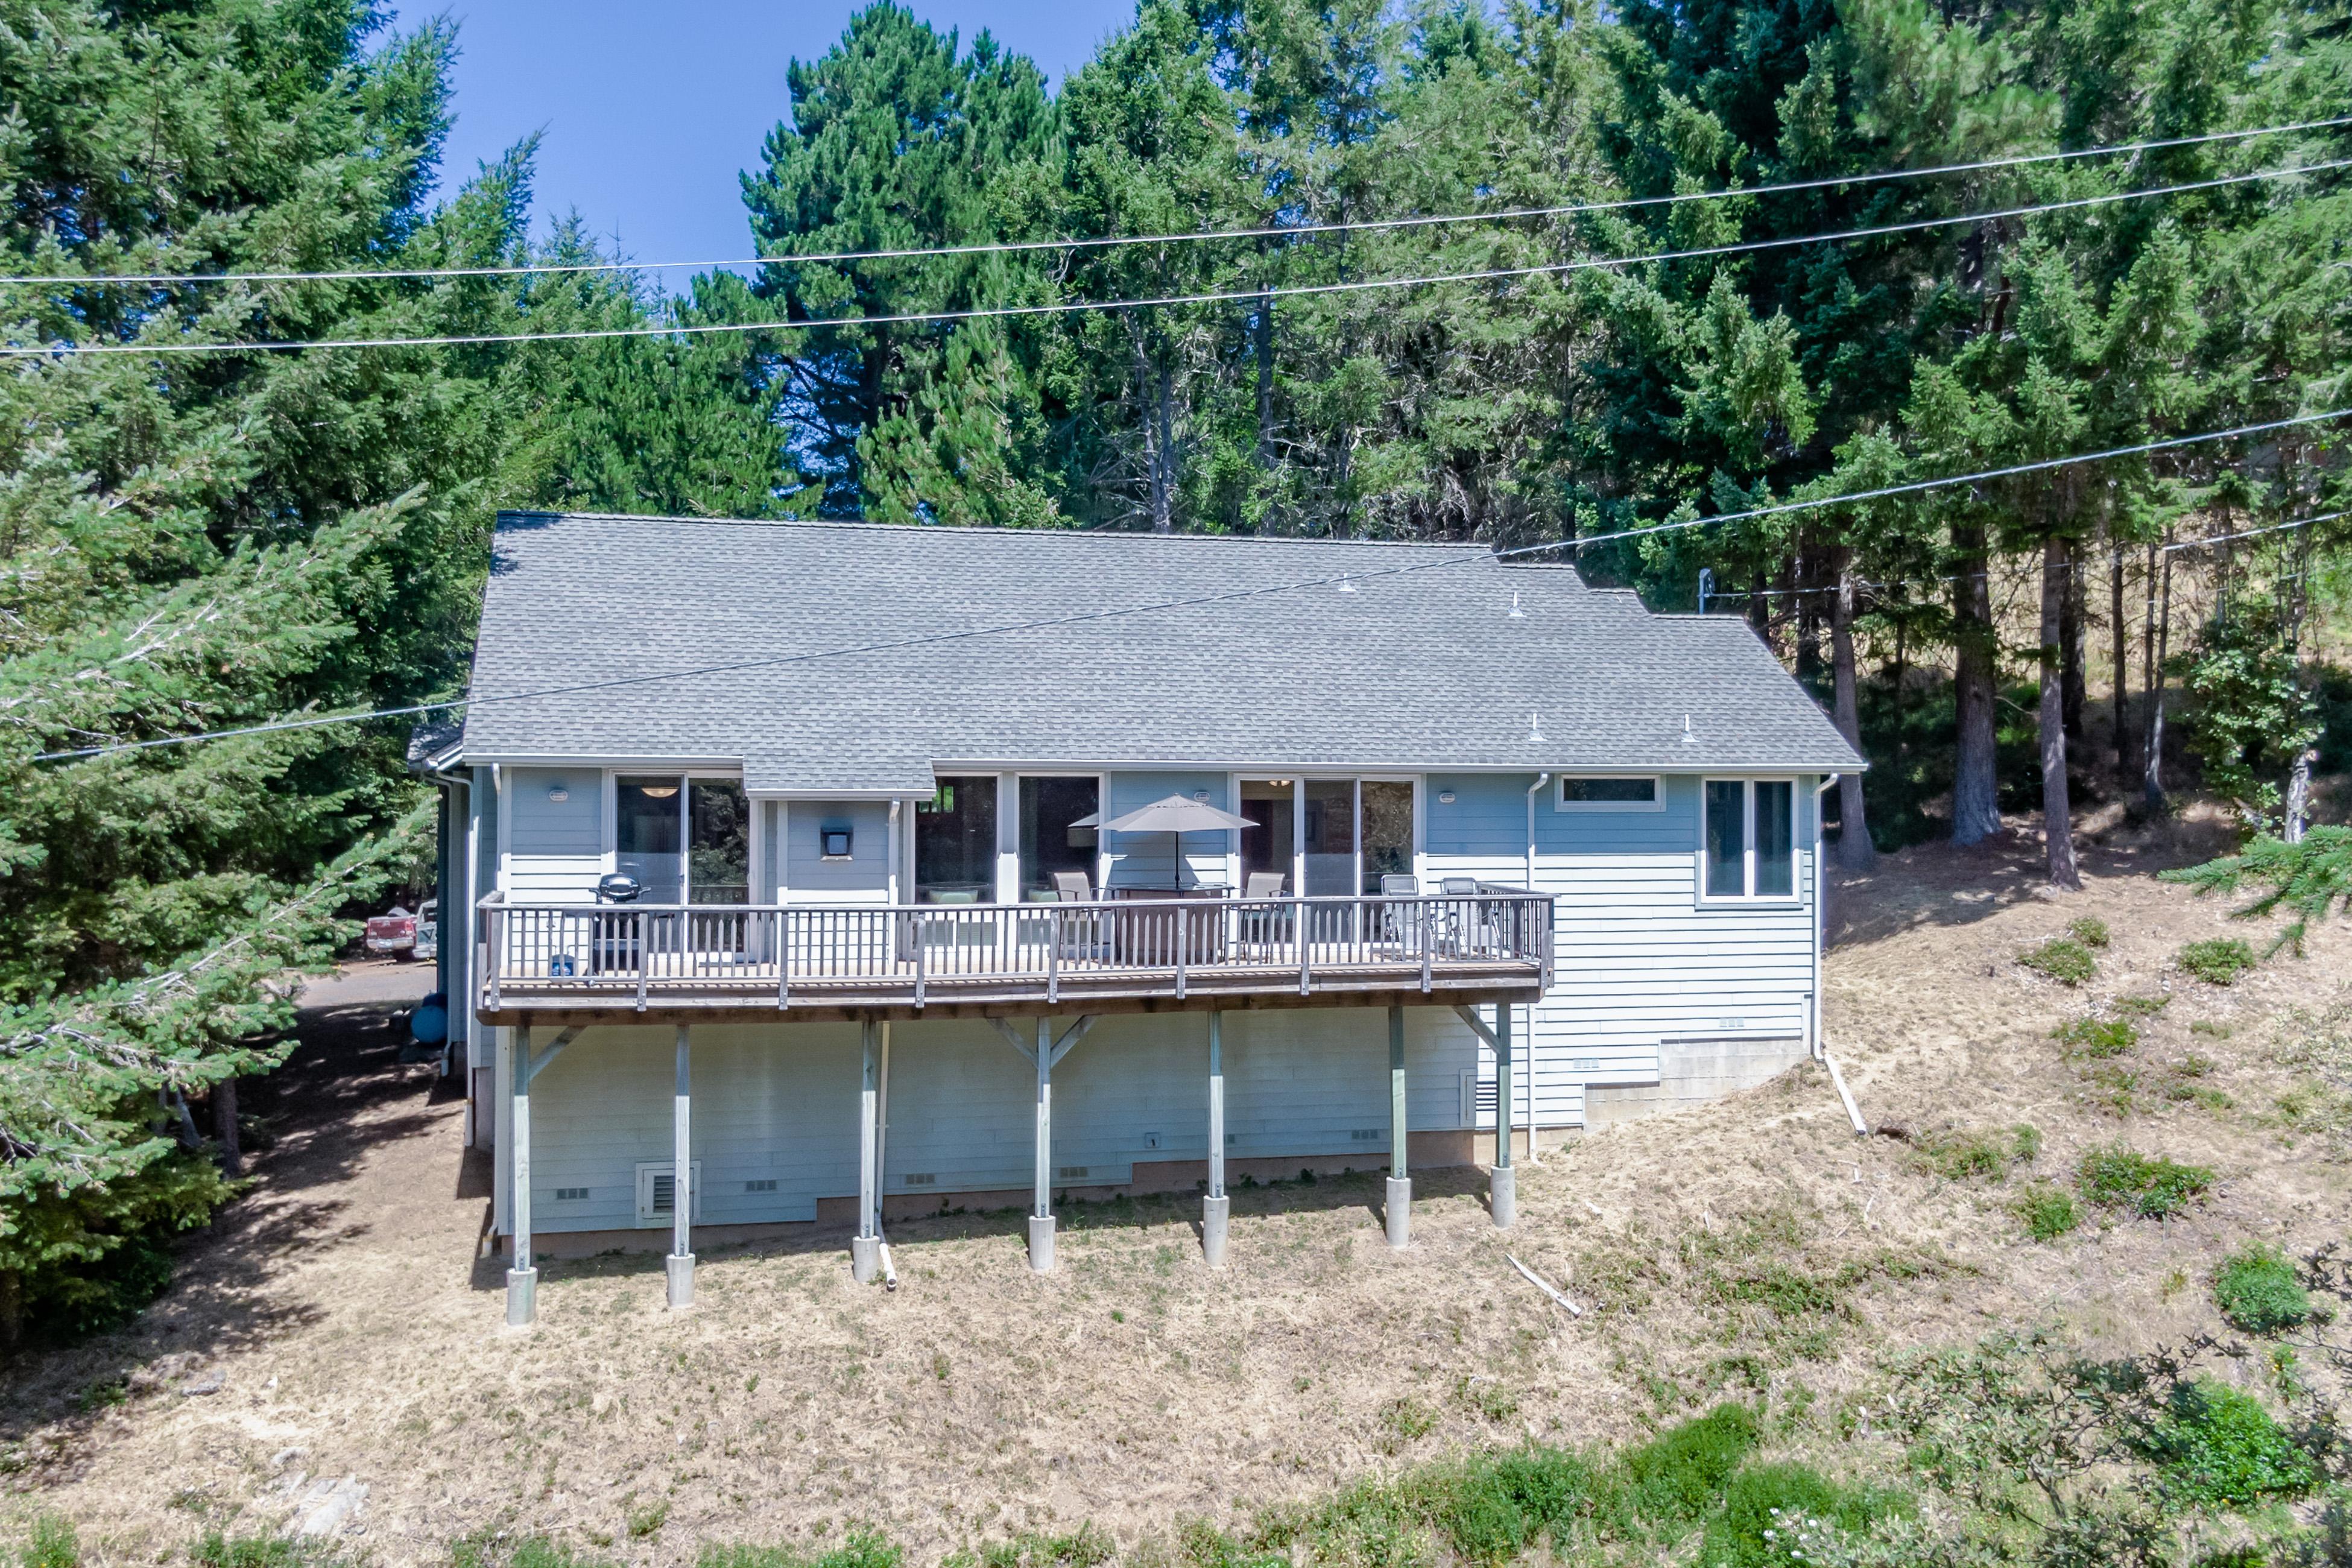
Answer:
xmin=1754 ymin=781 xmax=1795 ymax=897
xmin=1704 ymin=780 xmax=1745 ymax=898
xmin=1560 ymin=777 xmax=1657 ymax=805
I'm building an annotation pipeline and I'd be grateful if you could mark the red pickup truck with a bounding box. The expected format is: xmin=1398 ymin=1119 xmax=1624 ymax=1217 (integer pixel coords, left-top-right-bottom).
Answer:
xmin=364 ymin=899 xmax=437 ymax=961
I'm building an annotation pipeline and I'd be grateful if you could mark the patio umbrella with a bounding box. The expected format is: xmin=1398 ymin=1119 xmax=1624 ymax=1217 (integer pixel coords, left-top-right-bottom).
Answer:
xmin=1072 ymin=795 xmax=1257 ymax=889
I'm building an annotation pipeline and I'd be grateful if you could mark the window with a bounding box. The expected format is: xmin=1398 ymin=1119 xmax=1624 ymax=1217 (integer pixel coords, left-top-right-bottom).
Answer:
xmin=1557 ymin=776 xmax=1661 ymax=811
xmin=616 ymin=776 xmax=747 ymax=903
xmin=915 ymin=776 xmax=996 ymax=902
xmin=1702 ymin=779 xmax=1798 ymax=900
xmin=1019 ymin=776 xmax=1099 ymax=900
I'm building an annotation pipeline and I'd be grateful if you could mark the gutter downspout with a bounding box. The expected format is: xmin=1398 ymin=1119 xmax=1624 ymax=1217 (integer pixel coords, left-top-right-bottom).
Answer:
xmin=1521 ymin=773 xmax=1549 ymax=1160
xmin=1810 ymin=775 xmax=1838 ymax=1060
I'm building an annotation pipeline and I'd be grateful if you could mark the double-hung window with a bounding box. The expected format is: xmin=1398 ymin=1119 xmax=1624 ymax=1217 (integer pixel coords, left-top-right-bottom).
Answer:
xmin=1701 ymin=779 xmax=1797 ymax=900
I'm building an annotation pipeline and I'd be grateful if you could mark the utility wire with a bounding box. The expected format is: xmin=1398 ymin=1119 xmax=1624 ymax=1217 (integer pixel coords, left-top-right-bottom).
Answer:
xmin=11 ymin=115 xmax=2348 ymax=289
xmin=2162 ymin=509 xmax=2350 ymax=549
xmin=30 ymin=406 xmax=2351 ymax=763
xmin=9 ymin=156 xmax=2345 ymax=359
xmin=1698 ymin=508 xmax=2352 ymax=599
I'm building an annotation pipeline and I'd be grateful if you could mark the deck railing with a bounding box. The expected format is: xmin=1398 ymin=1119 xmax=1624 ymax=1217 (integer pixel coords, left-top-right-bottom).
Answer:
xmin=476 ymin=890 xmax=1553 ymax=1012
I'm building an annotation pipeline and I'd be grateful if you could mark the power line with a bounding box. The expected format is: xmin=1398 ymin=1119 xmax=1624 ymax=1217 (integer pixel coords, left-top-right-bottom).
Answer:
xmin=31 ymin=406 xmax=2351 ymax=763
xmin=12 ymin=156 xmax=2342 ymax=359
xmin=1540 ymin=412 xmax=2352 ymax=552
xmin=2162 ymin=508 xmax=2350 ymax=550
xmin=11 ymin=115 xmax=2348 ymax=289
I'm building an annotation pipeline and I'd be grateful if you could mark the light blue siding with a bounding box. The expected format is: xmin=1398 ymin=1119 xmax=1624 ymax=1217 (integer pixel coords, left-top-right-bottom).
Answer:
xmin=785 ymin=799 xmax=893 ymax=901
xmin=505 ymin=767 xmax=601 ymax=900
xmin=1427 ymin=771 xmax=1819 ymax=1130
xmin=516 ymin=1007 xmax=1487 ymax=1232
xmin=1101 ymin=771 xmax=1233 ymax=890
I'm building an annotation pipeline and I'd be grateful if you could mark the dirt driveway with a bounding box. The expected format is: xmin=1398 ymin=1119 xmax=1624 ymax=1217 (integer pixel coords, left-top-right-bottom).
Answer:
xmin=5 ymin=822 xmax=2348 ymax=1565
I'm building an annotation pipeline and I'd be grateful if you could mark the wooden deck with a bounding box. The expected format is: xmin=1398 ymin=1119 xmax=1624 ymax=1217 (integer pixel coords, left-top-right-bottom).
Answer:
xmin=476 ymin=891 xmax=1554 ymax=1024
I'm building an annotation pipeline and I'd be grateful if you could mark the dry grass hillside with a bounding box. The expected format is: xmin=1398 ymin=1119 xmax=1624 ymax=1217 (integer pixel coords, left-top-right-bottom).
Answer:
xmin=3 ymin=806 xmax=2348 ymax=1566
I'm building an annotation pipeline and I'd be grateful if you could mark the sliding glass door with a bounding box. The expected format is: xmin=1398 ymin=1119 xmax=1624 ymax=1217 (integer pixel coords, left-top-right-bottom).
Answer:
xmin=915 ymin=776 xmax=996 ymax=903
xmin=1019 ymin=776 xmax=1099 ymax=901
xmin=1238 ymin=778 xmax=1418 ymax=902
xmin=615 ymin=776 xmax=748 ymax=903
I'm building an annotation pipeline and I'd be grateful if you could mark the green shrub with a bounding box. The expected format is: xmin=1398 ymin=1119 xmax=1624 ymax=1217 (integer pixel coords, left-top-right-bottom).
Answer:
xmin=2214 ymin=1245 xmax=2312 ymax=1335
xmin=1698 ymin=1463 xmax=1911 ymax=1567
xmin=2078 ymin=1144 xmax=2214 ymax=1218
xmin=1912 ymin=1125 xmax=2040 ymax=1181
xmin=21 ymin=1516 xmax=78 ymax=1568
xmin=1622 ymin=1405 xmax=1760 ymax=1526
xmin=2067 ymin=917 xmax=2113 ymax=949
xmin=2145 ymin=1379 xmax=2318 ymax=1507
xmin=2016 ymin=1184 xmax=2081 ymax=1241
xmin=2052 ymin=1016 xmax=2140 ymax=1058
xmin=2019 ymin=937 xmax=2098 ymax=985
xmin=966 ymin=1530 xmax=1114 ymax=1568
xmin=2179 ymin=938 xmax=2259 ymax=986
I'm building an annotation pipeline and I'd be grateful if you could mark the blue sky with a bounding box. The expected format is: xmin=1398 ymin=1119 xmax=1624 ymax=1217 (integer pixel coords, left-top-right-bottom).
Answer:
xmin=388 ymin=0 xmax=1140 ymax=280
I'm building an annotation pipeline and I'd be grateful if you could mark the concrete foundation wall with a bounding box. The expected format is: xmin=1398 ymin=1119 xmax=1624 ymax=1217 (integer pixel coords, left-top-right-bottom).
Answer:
xmin=1582 ymin=1034 xmax=1812 ymax=1128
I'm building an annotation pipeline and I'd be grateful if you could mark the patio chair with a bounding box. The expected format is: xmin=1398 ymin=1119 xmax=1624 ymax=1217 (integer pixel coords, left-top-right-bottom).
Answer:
xmin=1377 ymin=873 xmax=1425 ymax=955
xmin=1239 ymin=870 xmax=1289 ymax=958
xmin=1051 ymin=870 xmax=1105 ymax=961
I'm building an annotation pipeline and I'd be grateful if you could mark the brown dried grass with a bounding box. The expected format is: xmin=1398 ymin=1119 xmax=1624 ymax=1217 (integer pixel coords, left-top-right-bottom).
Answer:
xmin=5 ymin=806 xmax=2349 ymax=1566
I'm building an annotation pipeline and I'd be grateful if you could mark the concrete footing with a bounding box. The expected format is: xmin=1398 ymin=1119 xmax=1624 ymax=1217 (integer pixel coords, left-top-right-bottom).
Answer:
xmin=665 ymin=1252 xmax=695 ymax=1308
xmin=1202 ymin=1194 xmax=1230 ymax=1267
xmin=850 ymin=1234 xmax=880 ymax=1284
xmin=1027 ymin=1213 xmax=1057 ymax=1272
xmin=1489 ymin=1165 xmax=1516 ymax=1230
xmin=1385 ymin=1176 xmax=1412 ymax=1249
xmin=505 ymin=1266 xmax=537 ymax=1327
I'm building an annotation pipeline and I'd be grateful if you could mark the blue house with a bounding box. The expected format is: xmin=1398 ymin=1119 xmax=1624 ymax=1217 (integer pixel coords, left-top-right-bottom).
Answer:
xmin=417 ymin=511 xmax=1860 ymax=1323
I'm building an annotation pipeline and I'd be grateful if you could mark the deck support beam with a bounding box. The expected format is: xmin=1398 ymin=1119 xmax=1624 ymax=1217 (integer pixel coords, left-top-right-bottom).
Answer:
xmin=1490 ymin=1002 xmax=1515 ymax=1230
xmin=852 ymin=1019 xmax=881 ymax=1283
xmin=991 ymin=1016 xmax=1093 ymax=1273
xmin=1029 ymin=1017 xmax=1055 ymax=1271
xmin=506 ymin=1022 xmax=536 ymax=1326
xmin=1386 ymin=1005 xmax=1410 ymax=1250
xmin=1203 ymin=1011 xmax=1228 ymax=1266
xmin=667 ymin=1025 xmax=695 ymax=1308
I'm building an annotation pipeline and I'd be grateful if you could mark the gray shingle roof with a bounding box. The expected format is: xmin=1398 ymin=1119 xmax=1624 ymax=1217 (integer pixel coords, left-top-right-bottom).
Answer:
xmin=453 ymin=511 xmax=1862 ymax=792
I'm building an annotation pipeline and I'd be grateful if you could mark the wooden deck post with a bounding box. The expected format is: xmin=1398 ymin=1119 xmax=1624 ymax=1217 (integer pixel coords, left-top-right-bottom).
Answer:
xmin=852 ymin=1019 xmax=881 ymax=1283
xmin=1490 ymin=1002 xmax=1516 ymax=1229
xmin=1203 ymin=1010 xmax=1228 ymax=1266
xmin=1386 ymin=1004 xmax=1410 ymax=1248
xmin=667 ymin=1025 xmax=695 ymax=1307
xmin=1029 ymin=1016 xmax=1056 ymax=1272
xmin=505 ymin=1023 xmax=536 ymax=1326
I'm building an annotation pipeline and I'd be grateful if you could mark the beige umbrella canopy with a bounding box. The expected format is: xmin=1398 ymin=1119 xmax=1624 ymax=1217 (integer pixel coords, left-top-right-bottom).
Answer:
xmin=1072 ymin=795 xmax=1258 ymax=889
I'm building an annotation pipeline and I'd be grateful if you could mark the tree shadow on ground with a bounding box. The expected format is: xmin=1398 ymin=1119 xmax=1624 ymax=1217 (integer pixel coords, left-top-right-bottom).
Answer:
xmin=1 ymin=989 xmax=458 ymax=1454
xmin=1828 ymin=805 xmax=2243 ymax=950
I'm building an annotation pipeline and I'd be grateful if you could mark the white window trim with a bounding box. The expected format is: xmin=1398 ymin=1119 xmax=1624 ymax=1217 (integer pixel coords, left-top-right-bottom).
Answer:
xmin=1696 ymin=777 xmax=1802 ymax=905
xmin=1554 ymin=774 xmax=1664 ymax=812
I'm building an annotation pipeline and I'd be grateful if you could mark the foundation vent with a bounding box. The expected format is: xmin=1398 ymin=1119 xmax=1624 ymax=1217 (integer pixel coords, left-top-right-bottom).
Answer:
xmin=1057 ymin=1165 xmax=1090 ymax=1180
xmin=745 ymin=1178 xmax=777 ymax=1193
xmin=554 ymin=1187 xmax=587 ymax=1201
xmin=901 ymin=1173 xmax=937 ymax=1187
xmin=1570 ymin=1058 xmax=1601 ymax=1073
xmin=1349 ymin=1128 xmax=1381 ymax=1142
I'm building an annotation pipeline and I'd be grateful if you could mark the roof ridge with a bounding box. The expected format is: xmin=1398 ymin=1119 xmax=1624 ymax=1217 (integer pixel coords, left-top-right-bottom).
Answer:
xmin=494 ymin=510 xmax=1496 ymax=551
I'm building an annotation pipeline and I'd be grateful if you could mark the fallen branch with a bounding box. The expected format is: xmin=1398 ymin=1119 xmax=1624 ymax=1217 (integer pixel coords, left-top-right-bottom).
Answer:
xmin=1506 ymin=1253 xmax=1583 ymax=1317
